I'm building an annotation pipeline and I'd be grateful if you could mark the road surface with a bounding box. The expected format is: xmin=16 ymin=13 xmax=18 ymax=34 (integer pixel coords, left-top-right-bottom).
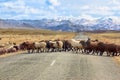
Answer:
xmin=0 ymin=52 xmax=120 ymax=80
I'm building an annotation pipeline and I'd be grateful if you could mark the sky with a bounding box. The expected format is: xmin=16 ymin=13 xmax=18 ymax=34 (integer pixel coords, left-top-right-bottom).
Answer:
xmin=0 ymin=0 xmax=120 ymax=19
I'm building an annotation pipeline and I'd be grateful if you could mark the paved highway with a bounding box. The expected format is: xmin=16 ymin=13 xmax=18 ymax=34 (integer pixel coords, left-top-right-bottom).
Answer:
xmin=0 ymin=52 xmax=120 ymax=80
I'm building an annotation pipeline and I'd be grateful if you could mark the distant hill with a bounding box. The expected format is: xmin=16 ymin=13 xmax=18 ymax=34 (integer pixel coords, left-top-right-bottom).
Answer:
xmin=0 ymin=17 xmax=120 ymax=32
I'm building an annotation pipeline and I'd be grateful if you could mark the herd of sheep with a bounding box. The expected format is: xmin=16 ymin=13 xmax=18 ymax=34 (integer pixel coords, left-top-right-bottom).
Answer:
xmin=0 ymin=38 xmax=120 ymax=57
xmin=0 ymin=43 xmax=19 ymax=55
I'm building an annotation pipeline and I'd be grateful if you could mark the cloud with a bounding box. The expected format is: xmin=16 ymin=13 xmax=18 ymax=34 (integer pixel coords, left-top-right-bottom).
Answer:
xmin=84 ymin=9 xmax=114 ymax=16
xmin=46 ymin=0 xmax=60 ymax=6
xmin=0 ymin=0 xmax=54 ymax=19
xmin=79 ymin=14 xmax=95 ymax=20
xmin=48 ymin=6 xmax=55 ymax=10
xmin=111 ymin=6 xmax=120 ymax=11
xmin=80 ymin=5 xmax=90 ymax=10
xmin=80 ymin=5 xmax=110 ymax=11
xmin=1 ymin=0 xmax=44 ymax=15
xmin=11 ymin=14 xmax=29 ymax=19
xmin=0 ymin=0 xmax=119 ymax=19
xmin=2 ymin=0 xmax=26 ymax=13
xmin=45 ymin=0 xmax=61 ymax=10
xmin=24 ymin=7 xmax=41 ymax=14
xmin=78 ymin=5 xmax=115 ymax=17
xmin=109 ymin=0 xmax=120 ymax=5
xmin=0 ymin=0 xmax=14 ymax=2
xmin=96 ymin=6 xmax=110 ymax=11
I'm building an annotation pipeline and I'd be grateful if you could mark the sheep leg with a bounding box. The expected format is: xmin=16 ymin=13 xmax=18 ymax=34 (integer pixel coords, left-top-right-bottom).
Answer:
xmin=32 ymin=49 xmax=34 ymax=53
xmin=107 ymin=52 xmax=110 ymax=56
xmin=36 ymin=49 xmax=39 ymax=53
xmin=27 ymin=49 xmax=30 ymax=53
xmin=112 ymin=52 xmax=115 ymax=56
xmin=100 ymin=52 xmax=103 ymax=56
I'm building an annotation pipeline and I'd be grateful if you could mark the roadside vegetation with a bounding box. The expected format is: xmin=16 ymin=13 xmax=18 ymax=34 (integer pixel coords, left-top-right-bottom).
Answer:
xmin=85 ymin=31 xmax=120 ymax=45
xmin=0 ymin=28 xmax=76 ymax=44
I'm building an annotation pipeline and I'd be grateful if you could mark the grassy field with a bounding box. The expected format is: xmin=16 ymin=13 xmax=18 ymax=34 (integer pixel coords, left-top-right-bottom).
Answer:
xmin=0 ymin=28 xmax=76 ymax=44
xmin=85 ymin=31 xmax=120 ymax=45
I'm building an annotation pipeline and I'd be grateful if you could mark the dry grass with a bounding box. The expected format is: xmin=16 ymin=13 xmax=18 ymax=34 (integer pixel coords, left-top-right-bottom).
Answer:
xmin=85 ymin=31 xmax=120 ymax=45
xmin=0 ymin=28 xmax=76 ymax=44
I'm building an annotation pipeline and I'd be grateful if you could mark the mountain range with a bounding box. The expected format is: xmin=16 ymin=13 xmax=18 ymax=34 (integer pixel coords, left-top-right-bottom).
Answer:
xmin=0 ymin=17 xmax=120 ymax=32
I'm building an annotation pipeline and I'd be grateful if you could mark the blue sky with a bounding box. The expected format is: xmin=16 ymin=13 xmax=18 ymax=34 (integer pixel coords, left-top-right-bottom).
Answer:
xmin=0 ymin=0 xmax=120 ymax=19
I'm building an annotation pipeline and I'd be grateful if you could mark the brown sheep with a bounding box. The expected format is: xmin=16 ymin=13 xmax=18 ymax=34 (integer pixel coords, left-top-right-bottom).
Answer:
xmin=104 ymin=43 xmax=117 ymax=56
xmin=0 ymin=48 xmax=7 ymax=55
xmin=97 ymin=42 xmax=106 ymax=56
xmin=62 ymin=40 xmax=72 ymax=52
xmin=47 ymin=40 xmax=63 ymax=52
xmin=19 ymin=41 xmax=35 ymax=53
xmin=7 ymin=47 xmax=16 ymax=53
xmin=83 ymin=39 xmax=99 ymax=55
xmin=116 ymin=45 xmax=120 ymax=56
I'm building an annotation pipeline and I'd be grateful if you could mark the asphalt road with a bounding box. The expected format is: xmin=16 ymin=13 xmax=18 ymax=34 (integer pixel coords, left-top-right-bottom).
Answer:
xmin=0 ymin=52 xmax=120 ymax=80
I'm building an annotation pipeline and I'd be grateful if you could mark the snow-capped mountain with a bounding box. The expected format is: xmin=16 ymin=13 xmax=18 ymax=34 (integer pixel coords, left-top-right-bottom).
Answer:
xmin=0 ymin=17 xmax=120 ymax=31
